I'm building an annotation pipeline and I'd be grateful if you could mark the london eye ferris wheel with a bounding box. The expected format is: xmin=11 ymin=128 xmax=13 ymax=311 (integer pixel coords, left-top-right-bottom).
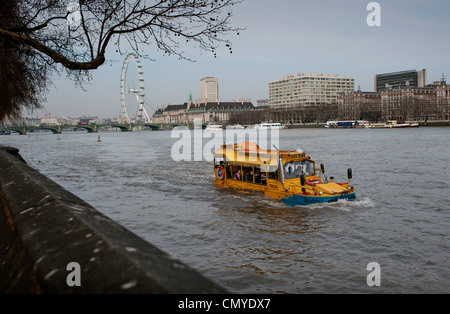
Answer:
xmin=120 ymin=53 xmax=151 ymax=123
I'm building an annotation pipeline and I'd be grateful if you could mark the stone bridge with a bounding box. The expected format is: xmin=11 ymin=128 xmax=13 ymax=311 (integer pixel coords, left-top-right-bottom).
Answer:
xmin=1 ymin=123 xmax=165 ymax=135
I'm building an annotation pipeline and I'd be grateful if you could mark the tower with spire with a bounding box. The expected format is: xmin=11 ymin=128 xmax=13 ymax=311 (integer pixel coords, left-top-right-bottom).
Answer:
xmin=187 ymin=91 xmax=193 ymax=110
xmin=440 ymin=73 xmax=446 ymax=86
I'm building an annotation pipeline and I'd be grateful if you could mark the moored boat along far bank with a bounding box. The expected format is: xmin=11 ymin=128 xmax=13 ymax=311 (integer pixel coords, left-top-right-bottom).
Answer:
xmin=365 ymin=120 xmax=419 ymax=128
xmin=324 ymin=120 xmax=420 ymax=128
xmin=205 ymin=123 xmax=223 ymax=131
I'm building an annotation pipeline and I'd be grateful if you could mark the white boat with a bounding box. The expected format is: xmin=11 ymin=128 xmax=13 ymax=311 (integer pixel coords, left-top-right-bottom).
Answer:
xmin=226 ymin=124 xmax=245 ymax=129
xmin=367 ymin=120 xmax=419 ymax=129
xmin=254 ymin=123 xmax=285 ymax=130
xmin=325 ymin=120 xmax=369 ymax=128
xmin=205 ymin=124 xmax=223 ymax=131
xmin=325 ymin=121 xmax=338 ymax=128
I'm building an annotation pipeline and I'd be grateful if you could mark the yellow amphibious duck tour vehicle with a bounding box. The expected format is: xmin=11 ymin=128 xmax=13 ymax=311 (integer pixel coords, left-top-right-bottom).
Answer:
xmin=213 ymin=142 xmax=356 ymax=206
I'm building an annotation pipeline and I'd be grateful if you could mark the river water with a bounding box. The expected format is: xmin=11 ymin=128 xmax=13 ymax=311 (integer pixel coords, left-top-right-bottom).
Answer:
xmin=1 ymin=127 xmax=449 ymax=293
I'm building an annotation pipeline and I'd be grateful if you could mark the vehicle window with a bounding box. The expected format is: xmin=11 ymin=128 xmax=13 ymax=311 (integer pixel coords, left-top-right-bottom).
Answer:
xmin=284 ymin=160 xmax=315 ymax=179
xmin=242 ymin=166 xmax=254 ymax=183
xmin=226 ymin=164 xmax=232 ymax=179
xmin=284 ymin=163 xmax=297 ymax=180
xmin=254 ymin=167 xmax=267 ymax=185
xmin=268 ymin=170 xmax=278 ymax=180
xmin=230 ymin=165 xmax=242 ymax=181
xmin=303 ymin=160 xmax=315 ymax=176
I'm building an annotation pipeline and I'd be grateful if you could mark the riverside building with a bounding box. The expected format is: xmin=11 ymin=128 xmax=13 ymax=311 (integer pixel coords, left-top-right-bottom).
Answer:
xmin=151 ymin=77 xmax=254 ymax=125
xmin=338 ymin=88 xmax=382 ymax=121
xmin=200 ymin=77 xmax=219 ymax=103
xmin=381 ymin=86 xmax=437 ymax=121
xmin=437 ymin=76 xmax=450 ymax=120
xmin=374 ymin=69 xmax=427 ymax=92
xmin=338 ymin=85 xmax=439 ymax=122
xmin=151 ymin=100 xmax=254 ymax=125
xmin=269 ymin=73 xmax=355 ymax=108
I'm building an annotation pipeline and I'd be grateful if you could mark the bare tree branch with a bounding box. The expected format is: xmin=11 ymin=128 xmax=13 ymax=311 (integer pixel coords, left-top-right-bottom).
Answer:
xmin=0 ymin=0 xmax=244 ymax=120
xmin=1 ymin=0 xmax=244 ymax=70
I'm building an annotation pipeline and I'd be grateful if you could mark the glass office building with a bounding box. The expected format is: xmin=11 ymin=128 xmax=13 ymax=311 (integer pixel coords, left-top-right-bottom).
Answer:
xmin=374 ymin=69 xmax=427 ymax=92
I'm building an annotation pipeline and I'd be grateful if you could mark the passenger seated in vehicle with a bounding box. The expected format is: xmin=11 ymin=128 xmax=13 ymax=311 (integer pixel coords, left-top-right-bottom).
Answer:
xmin=261 ymin=173 xmax=266 ymax=184
xmin=254 ymin=170 xmax=261 ymax=183
xmin=244 ymin=169 xmax=253 ymax=182
xmin=288 ymin=166 xmax=294 ymax=177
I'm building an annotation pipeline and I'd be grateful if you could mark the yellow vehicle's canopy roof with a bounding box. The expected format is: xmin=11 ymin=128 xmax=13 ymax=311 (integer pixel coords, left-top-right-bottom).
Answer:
xmin=214 ymin=142 xmax=305 ymax=167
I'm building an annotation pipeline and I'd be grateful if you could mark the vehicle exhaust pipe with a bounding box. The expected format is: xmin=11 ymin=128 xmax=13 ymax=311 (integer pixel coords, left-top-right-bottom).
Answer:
xmin=273 ymin=145 xmax=290 ymax=192
xmin=320 ymin=163 xmax=328 ymax=183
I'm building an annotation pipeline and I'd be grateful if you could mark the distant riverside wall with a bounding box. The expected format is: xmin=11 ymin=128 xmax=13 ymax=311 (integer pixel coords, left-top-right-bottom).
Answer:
xmin=419 ymin=121 xmax=450 ymax=127
xmin=0 ymin=146 xmax=228 ymax=293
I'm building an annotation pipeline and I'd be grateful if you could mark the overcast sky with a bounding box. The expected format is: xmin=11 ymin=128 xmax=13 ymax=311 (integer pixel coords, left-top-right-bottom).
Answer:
xmin=37 ymin=0 xmax=450 ymax=118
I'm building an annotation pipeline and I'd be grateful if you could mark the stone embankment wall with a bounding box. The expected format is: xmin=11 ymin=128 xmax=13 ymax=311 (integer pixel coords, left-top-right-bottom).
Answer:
xmin=0 ymin=146 xmax=227 ymax=294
